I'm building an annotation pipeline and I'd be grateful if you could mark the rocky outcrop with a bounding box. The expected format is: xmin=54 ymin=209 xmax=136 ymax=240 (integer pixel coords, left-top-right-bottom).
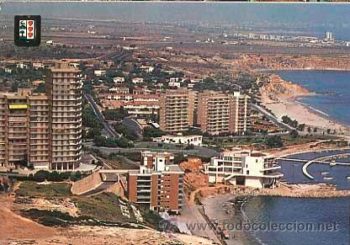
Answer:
xmin=260 ymin=74 xmax=310 ymax=103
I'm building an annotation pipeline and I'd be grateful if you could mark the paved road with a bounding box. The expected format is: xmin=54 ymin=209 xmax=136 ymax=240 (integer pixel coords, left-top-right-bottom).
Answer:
xmin=83 ymin=92 xmax=120 ymax=138
xmin=252 ymin=103 xmax=294 ymax=131
xmin=84 ymin=142 xmax=219 ymax=159
xmin=176 ymin=199 xmax=221 ymax=244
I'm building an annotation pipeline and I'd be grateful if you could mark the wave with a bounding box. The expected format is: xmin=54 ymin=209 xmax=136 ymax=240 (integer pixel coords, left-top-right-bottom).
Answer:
xmin=295 ymin=99 xmax=329 ymax=117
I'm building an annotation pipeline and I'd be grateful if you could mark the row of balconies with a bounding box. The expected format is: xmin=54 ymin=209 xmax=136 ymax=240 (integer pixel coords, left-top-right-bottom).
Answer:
xmin=52 ymin=152 xmax=81 ymax=158
xmin=53 ymin=101 xmax=82 ymax=107
xmin=52 ymin=146 xmax=81 ymax=152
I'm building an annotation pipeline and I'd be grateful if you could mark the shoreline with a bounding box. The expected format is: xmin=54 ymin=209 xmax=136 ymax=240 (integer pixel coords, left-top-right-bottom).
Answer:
xmin=193 ymin=180 xmax=350 ymax=244
xmin=291 ymin=95 xmax=350 ymax=131
xmin=200 ymin=182 xmax=350 ymax=245
xmin=259 ymin=72 xmax=350 ymax=134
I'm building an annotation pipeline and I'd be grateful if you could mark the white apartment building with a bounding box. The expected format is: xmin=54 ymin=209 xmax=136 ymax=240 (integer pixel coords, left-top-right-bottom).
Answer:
xmin=205 ymin=149 xmax=283 ymax=188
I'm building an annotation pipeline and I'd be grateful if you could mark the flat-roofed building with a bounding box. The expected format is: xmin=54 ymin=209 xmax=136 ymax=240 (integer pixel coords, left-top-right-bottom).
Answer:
xmin=230 ymin=92 xmax=250 ymax=134
xmin=204 ymin=149 xmax=283 ymax=188
xmin=159 ymin=89 xmax=196 ymax=133
xmin=153 ymin=134 xmax=203 ymax=146
xmin=141 ymin=151 xmax=174 ymax=169
xmin=99 ymin=93 xmax=160 ymax=120
xmin=127 ymin=151 xmax=184 ymax=213
xmin=197 ymin=91 xmax=250 ymax=135
xmin=0 ymin=62 xmax=82 ymax=171
xmin=48 ymin=62 xmax=83 ymax=171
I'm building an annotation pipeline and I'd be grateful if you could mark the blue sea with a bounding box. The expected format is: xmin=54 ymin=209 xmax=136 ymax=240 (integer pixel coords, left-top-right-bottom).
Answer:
xmin=243 ymin=72 xmax=350 ymax=245
xmin=244 ymin=196 xmax=350 ymax=245
xmin=278 ymin=70 xmax=350 ymax=126
xmin=243 ymin=150 xmax=350 ymax=245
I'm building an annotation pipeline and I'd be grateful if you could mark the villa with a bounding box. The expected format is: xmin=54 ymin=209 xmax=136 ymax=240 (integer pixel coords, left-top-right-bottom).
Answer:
xmin=204 ymin=149 xmax=283 ymax=188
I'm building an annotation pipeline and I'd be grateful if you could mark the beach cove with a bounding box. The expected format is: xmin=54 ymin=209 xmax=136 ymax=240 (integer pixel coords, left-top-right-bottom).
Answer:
xmin=260 ymin=70 xmax=350 ymax=137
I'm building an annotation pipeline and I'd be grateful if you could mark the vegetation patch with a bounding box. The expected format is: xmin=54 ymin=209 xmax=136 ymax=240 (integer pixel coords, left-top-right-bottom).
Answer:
xmin=73 ymin=193 xmax=136 ymax=223
xmin=16 ymin=181 xmax=71 ymax=198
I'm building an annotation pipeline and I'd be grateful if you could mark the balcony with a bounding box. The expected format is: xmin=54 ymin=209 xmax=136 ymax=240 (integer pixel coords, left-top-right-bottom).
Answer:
xmin=262 ymin=164 xmax=281 ymax=171
xmin=262 ymin=172 xmax=284 ymax=178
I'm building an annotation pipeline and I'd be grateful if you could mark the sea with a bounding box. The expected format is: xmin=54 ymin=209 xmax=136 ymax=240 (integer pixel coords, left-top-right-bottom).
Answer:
xmin=243 ymin=149 xmax=350 ymax=245
xmin=242 ymin=71 xmax=350 ymax=245
xmin=277 ymin=70 xmax=350 ymax=126
xmin=1 ymin=2 xmax=350 ymax=245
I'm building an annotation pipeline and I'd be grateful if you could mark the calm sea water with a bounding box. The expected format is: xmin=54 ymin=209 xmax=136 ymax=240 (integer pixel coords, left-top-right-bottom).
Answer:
xmin=279 ymin=149 xmax=350 ymax=190
xmin=244 ymin=196 xmax=350 ymax=245
xmin=267 ymin=71 xmax=350 ymax=245
xmin=278 ymin=70 xmax=350 ymax=126
xmin=3 ymin=2 xmax=350 ymax=40
xmin=243 ymin=150 xmax=350 ymax=245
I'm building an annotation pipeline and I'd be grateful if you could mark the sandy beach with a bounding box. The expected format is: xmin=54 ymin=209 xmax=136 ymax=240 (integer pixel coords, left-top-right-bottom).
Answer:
xmin=201 ymin=194 xmax=257 ymax=245
xmin=260 ymin=74 xmax=350 ymax=134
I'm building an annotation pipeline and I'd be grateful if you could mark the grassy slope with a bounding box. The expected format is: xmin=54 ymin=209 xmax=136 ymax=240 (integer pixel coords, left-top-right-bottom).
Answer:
xmin=15 ymin=181 xmax=162 ymax=229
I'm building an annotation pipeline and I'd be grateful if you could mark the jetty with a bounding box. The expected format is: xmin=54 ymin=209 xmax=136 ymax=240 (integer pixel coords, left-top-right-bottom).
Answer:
xmin=299 ymin=153 xmax=350 ymax=180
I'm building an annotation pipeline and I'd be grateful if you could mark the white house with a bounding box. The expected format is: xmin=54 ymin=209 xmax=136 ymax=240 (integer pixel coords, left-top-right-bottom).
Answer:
xmin=94 ymin=70 xmax=106 ymax=77
xmin=132 ymin=77 xmax=144 ymax=84
xmin=169 ymin=81 xmax=181 ymax=88
xmin=204 ymin=149 xmax=283 ymax=188
xmin=16 ymin=63 xmax=28 ymax=69
xmin=113 ymin=77 xmax=125 ymax=84
xmin=33 ymin=62 xmax=44 ymax=69
xmin=140 ymin=65 xmax=154 ymax=73
xmin=153 ymin=134 xmax=203 ymax=146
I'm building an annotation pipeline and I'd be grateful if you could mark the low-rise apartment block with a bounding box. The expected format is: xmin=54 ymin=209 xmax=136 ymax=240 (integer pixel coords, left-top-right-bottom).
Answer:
xmin=127 ymin=151 xmax=184 ymax=213
xmin=99 ymin=93 xmax=160 ymax=120
xmin=204 ymin=149 xmax=283 ymax=188
xmin=153 ymin=134 xmax=203 ymax=146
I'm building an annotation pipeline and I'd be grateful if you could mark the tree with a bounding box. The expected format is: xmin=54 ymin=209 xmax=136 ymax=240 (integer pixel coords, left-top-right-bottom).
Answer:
xmin=297 ymin=124 xmax=306 ymax=132
xmin=103 ymin=109 xmax=127 ymax=121
xmin=266 ymin=136 xmax=283 ymax=148
xmin=113 ymin=123 xmax=138 ymax=140
xmin=289 ymin=130 xmax=299 ymax=138
xmin=94 ymin=135 xmax=108 ymax=146
xmin=33 ymin=83 xmax=46 ymax=93
xmin=282 ymin=115 xmax=298 ymax=128
xmin=94 ymin=135 xmax=133 ymax=148
xmin=33 ymin=170 xmax=50 ymax=182
xmin=143 ymin=127 xmax=165 ymax=139
xmin=86 ymin=128 xmax=101 ymax=139
xmin=82 ymin=107 xmax=102 ymax=129
xmin=70 ymin=171 xmax=82 ymax=181
xmin=47 ymin=171 xmax=61 ymax=181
